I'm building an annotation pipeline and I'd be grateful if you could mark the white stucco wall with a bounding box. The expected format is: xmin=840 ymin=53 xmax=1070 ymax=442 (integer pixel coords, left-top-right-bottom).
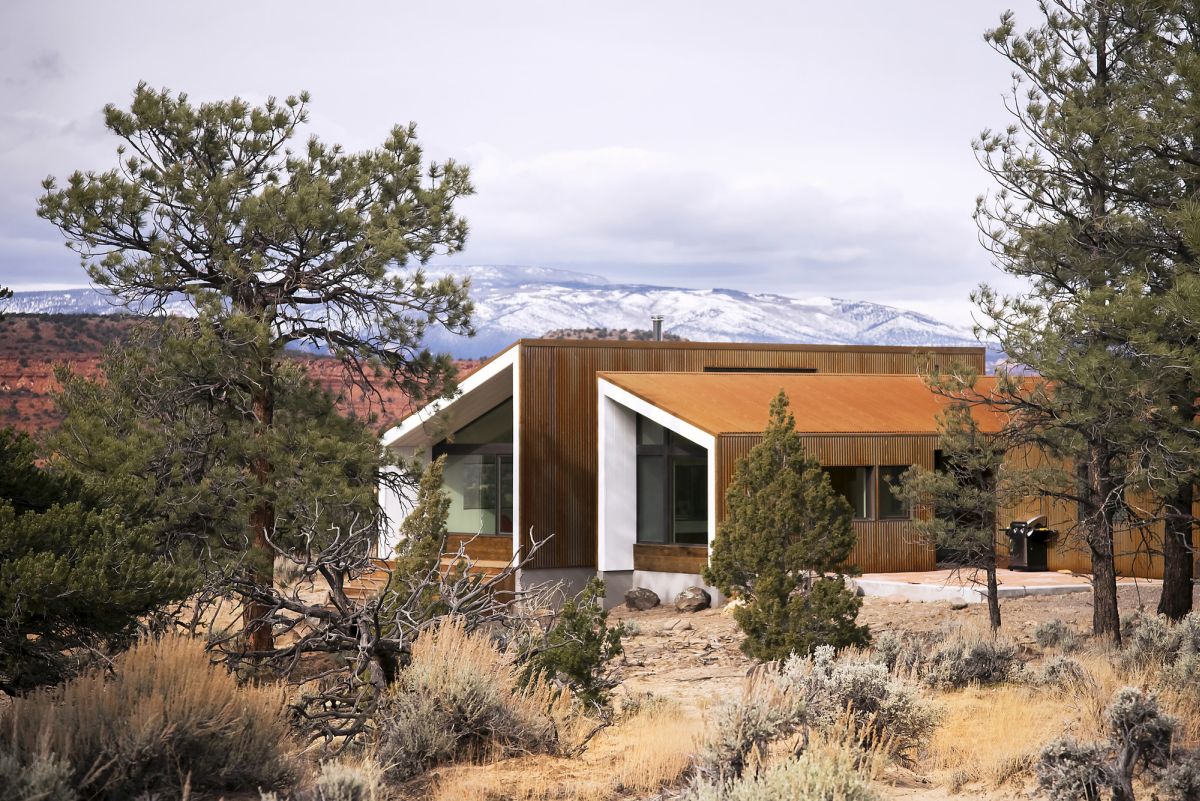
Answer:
xmin=596 ymin=378 xmax=718 ymax=585
xmin=597 ymin=396 xmax=637 ymax=572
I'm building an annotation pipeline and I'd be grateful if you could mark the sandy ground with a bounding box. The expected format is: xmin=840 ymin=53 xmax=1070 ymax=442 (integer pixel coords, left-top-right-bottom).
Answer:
xmin=608 ymin=581 xmax=1194 ymax=801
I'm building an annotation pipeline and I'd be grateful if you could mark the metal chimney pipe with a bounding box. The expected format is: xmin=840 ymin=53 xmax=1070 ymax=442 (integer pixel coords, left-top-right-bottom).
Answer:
xmin=650 ymin=315 xmax=664 ymax=341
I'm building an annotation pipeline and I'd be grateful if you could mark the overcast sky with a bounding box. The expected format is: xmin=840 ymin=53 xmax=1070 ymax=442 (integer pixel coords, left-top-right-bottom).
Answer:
xmin=0 ymin=0 xmax=1041 ymax=326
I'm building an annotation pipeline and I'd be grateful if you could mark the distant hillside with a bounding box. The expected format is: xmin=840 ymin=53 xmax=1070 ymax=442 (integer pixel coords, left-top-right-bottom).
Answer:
xmin=8 ymin=265 xmax=999 ymax=363
xmin=542 ymin=327 xmax=687 ymax=342
xmin=0 ymin=314 xmax=478 ymax=436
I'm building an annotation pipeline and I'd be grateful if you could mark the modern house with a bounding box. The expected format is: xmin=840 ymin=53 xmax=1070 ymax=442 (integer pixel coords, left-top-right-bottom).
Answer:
xmin=379 ymin=338 xmax=988 ymax=601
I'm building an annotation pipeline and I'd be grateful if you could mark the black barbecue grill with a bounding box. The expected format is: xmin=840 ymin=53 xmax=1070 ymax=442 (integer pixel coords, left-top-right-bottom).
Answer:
xmin=1006 ymin=515 xmax=1056 ymax=571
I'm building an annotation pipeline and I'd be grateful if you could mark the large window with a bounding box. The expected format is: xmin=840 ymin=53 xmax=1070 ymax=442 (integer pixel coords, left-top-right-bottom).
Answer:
xmin=636 ymin=417 xmax=708 ymax=545
xmin=823 ymin=465 xmax=913 ymax=520
xmin=825 ymin=466 xmax=872 ymax=520
xmin=877 ymin=466 xmax=911 ymax=519
xmin=434 ymin=400 xmax=514 ymax=535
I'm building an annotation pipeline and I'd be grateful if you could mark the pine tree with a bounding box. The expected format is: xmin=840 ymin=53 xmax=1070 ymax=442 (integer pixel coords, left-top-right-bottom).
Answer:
xmin=896 ymin=381 xmax=1007 ymax=632
xmin=51 ymin=319 xmax=385 ymax=652
xmin=0 ymin=428 xmax=192 ymax=694
xmin=38 ymin=86 xmax=474 ymax=653
xmin=972 ymin=2 xmax=1198 ymax=641
xmin=704 ymin=391 xmax=868 ymax=660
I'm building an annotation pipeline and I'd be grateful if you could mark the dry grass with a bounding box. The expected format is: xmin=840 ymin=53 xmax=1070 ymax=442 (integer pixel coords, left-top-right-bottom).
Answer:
xmin=429 ymin=700 xmax=698 ymax=801
xmin=1 ymin=634 xmax=296 ymax=799
xmin=927 ymin=684 xmax=1077 ymax=790
xmin=376 ymin=619 xmax=592 ymax=779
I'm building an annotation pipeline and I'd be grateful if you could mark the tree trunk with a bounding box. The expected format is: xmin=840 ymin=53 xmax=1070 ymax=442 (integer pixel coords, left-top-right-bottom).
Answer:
xmin=1158 ymin=481 xmax=1195 ymax=620
xmin=985 ymin=565 xmax=1002 ymax=632
xmin=243 ymin=355 xmax=276 ymax=655
xmin=1087 ymin=448 xmax=1122 ymax=644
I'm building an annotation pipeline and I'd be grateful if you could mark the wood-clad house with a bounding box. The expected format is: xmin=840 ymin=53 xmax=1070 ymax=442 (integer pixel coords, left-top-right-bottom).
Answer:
xmin=379 ymin=339 xmax=987 ymax=599
xmin=595 ymin=372 xmax=1007 ymax=602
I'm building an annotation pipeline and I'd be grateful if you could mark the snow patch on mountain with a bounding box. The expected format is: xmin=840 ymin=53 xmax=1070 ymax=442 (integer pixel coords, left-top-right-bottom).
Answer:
xmin=6 ymin=265 xmax=995 ymax=362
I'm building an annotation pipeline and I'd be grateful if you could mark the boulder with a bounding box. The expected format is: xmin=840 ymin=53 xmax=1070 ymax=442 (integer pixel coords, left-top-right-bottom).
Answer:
xmin=625 ymin=587 xmax=661 ymax=611
xmin=675 ymin=586 xmax=712 ymax=613
xmin=949 ymin=597 xmax=969 ymax=610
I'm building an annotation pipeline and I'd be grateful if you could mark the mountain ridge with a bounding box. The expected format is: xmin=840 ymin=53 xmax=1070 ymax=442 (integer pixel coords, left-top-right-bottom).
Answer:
xmin=6 ymin=265 xmax=996 ymax=362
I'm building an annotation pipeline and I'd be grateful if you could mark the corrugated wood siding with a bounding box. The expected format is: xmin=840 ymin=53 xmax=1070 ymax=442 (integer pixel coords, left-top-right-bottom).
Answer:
xmin=996 ymin=450 xmax=1199 ymax=579
xmin=518 ymin=341 xmax=981 ymax=569
xmin=715 ymin=433 xmax=940 ymax=573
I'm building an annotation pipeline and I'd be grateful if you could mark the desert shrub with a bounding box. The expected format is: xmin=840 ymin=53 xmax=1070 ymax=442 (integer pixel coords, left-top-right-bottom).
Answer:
xmin=519 ymin=577 xmax=625 ymax=707
xmin=695 ymin=674 xmax=807 ymax=783
xmin=1159 ymin=751 xmax=1200 ymax=801
xmin=307 ymin=759 xmax=386 ymax=801
xmin=1035 ymin=620 xmax=1081 ymax=652
xmin=1121 ymin=614 xmax=1184 ymax=670
xmin=0 ymin=635 xmax=296 ymax=800
xmin=374 ymin=619 xmax=572 ymax=780
xmin=1037 ymin=688 xmax=1176 ymax=801
xmin=0 ymin=752 xmax=75 ymax=801
xmin=920 ymin=635 xmax=1017 ymax=689
xmin=780 ymin=646 xmax=938 ymax=764
xmin=686 ymin=741 xmax=879 ymax=801
xmin=1026 ymin=656 xmax=1092 ymax=695
xmin=1038 ymin=738 xmax=1111 ymax=801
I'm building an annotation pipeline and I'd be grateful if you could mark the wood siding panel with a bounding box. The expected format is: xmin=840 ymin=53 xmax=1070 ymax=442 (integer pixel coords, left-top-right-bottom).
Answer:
xmin=517 ymin=341 xmax=985 ymax=569
xmin=633 ymin=544 xmax=709 ymax=574
xmin=715 ymin=433 xmax=939 ymax=573
xmin=445 ymin=534 xmax=513 ymax=564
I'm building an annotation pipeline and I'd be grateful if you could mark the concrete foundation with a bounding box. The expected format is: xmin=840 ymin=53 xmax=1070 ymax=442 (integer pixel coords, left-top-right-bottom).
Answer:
xmin=599 ymin=570 xmax=634 ymax=607
xmin=627 ymin=570 xmax=723 ymax=607
xmin=518 ymin=567 xmax=596 ymax=602
xmin=855 ymin=570 xmax=1159 ymax=604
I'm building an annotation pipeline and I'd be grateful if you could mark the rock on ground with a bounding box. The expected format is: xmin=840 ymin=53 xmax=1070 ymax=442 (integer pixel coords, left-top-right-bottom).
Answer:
xmin=625 ymin=587 xmax=661 ymax=611
xmin=675 ymin=586 xmax=711 ymax=612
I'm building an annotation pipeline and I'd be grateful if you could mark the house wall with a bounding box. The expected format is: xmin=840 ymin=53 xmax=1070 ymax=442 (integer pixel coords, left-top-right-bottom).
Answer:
xmin=715 ymin=432 xmax=941 ymax=573
xmin=517 ymin=340 xmax=985 ymax=570
xmin=998 ymin=447 xmax=1199 ymax=579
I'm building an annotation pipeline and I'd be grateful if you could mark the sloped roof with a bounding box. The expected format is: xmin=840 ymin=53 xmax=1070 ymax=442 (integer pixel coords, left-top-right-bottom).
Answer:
xmin=597 ymin=372 xmax=1006 ymax=435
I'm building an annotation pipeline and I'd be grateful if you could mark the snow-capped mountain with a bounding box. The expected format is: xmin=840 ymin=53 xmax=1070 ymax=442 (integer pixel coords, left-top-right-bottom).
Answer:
xmin=6 ymin=265 xmax=995 ymax=361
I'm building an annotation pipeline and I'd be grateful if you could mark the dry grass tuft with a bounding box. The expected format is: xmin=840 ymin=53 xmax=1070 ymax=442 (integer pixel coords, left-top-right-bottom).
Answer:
xmin=928 ymin=684 xmax=1078 ymax=790
xmin=428 ymin=699 xmax=698 ymax=801
xmin=0 ymin=634 xmax=296 ymax=799
xmin=375 ymin=619 xmax=590 ymax=780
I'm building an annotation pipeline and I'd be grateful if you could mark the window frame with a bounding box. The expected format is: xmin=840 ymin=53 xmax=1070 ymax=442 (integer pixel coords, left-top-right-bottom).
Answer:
xmin=635 ymin=417 xmax=709 ymax=546
xmin=876 ymin=465 xmax=913 ymax=520
xmin=433 ymin=400 xmax=515 ymax=536
xmin=824 ymin=465 xmax=874 ymax=521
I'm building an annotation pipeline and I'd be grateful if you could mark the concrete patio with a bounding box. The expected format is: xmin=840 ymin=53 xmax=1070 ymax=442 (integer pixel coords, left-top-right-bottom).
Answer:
xmin=856 ymin=568 xmax=1160 ymax=604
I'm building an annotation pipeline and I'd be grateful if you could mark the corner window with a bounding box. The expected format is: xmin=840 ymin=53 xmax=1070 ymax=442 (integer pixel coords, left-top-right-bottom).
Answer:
xmin=635 ymin=417 xmax=708 ymax=546
xmin=434 ymin=400 xmax=513 ymax=536
xmin=878 ymin=465 xmax=912 ymax=519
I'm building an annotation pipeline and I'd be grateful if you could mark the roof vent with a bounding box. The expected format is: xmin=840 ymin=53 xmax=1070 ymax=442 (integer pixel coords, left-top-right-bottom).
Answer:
xmin=650 ymin=315 xmax=664 ymax=341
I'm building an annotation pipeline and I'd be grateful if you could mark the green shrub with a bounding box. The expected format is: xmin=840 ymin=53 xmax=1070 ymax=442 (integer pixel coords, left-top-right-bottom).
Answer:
xmin=519 ymin=577 xmax=624 ymax=707
xmin=1034 ymin=620 xmax=1081 ymax=652
xmin=1037 ymin=738 xmax=1111 ymax=801
xmin=695 ymin=675 xmax=807 ymax=784
xmin=308 ymin=759 xmax=385 ymax=801
xmin=780 ymin=646 xmax=938 ymax=765
xmin=1026 ymin=655 xmax=1091 ymax=695
xmin=1159 ymin=752 xmax=1200 ymax=801
xmin=686 ymin=745 xmax=878 ymax=801
xmin=0 ymin=752 xmax=75 ymax=801
xmin=374 ymin=619 xmax=570 ymax=780
xmin=0 ymin=635 xmax=296 ymax=800
xmin=920 ymin=635 xmax=1017 ymax=689
xmin=704 ymin=392 xmax=868 ymax=661
xmin=1037 ymin=688 xmax=1176 ymax=801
